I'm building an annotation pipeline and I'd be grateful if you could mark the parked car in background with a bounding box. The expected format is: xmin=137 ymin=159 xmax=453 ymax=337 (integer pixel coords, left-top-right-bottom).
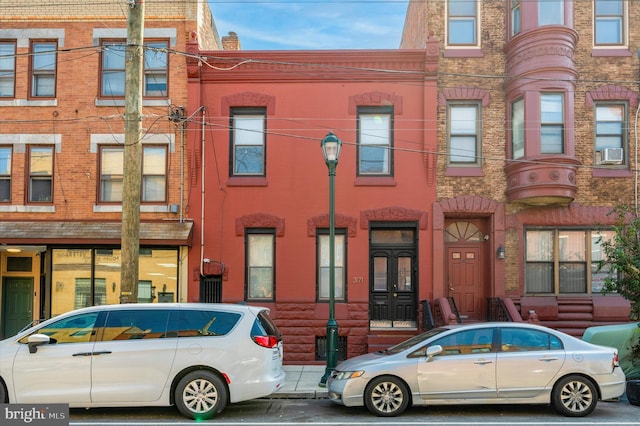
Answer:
xmin=327 ymin=322 xmax=625 ymax=417
xmin=0 ymin=303 xmax=285 ymax=420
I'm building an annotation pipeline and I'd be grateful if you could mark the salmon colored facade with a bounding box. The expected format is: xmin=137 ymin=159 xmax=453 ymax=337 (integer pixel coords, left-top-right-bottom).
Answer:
xmin=186 ymin=36 xmax=441 ymax=362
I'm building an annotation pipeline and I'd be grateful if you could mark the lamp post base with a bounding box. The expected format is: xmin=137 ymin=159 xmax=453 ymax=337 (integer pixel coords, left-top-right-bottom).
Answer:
xmin=319 ymin=319 xmax=339 ymax=386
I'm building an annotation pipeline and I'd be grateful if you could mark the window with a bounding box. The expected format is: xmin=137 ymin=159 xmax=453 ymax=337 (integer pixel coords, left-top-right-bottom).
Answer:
xmin=595 ymin=103 xmax=626 ymax=165
xmin=74 ymin=278 xmax=107 ymax=309
xmin=594 ymin=0 xmax=625 ymax=45
xmin=511 ymin=98 xmax=525 ymax=159
xmin=20 ymin=312 xmax=100 ymax=344
xmin=231 ymin=108 xmax=266 ymax=176
xmin=431 ymin=328 xmax=494 ymax=356
xmin=143 ymin=42 xmax=168 ymax=96
xmin=511 ymin=0 xmax=521 ymax=36
xmin=0 ymin=41 xmax=16 ymax=97
xmin=540 ymin=93 xmax=564 ymax=154
xmin=246 ymin=230 xmax=275 ymax=300
xmin=357 ymin=107 xmax=393 ymax=175
xmin=447 ymin=0 xmax=477 ymax=45
xmin=102 ymin=309 xmax=170 ymax=341
xmin=100 ymin=40 xmax=168 ymax=98
xmin=500 ymin=328 xmax=562 ymax=352
xmin=448 ymin=103 xmax=480 ymax=165
xmin=28 ymin=145 xmax=53 ymax=202
xmin=142 ymin=146 xmax=167 ymax=202
xmin=525 ymin=229 xmax=614 ymax=294
xmin=99 ymin=145 xmax=167 ymax=203
xmin=538 ymin=0 xmax=564 ymax=26
xmin=317 ymin=230 xmax=346 ymax=301
xmin=0 ymin=146 xmax=10 ymax=202
xmin=175 ymin=309 xmax=241 ymax=337
xmin=30 ymin=41 xmax=56 ymax=98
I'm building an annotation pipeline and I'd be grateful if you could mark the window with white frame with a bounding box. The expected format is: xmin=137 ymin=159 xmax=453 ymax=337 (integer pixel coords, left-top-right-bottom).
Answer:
xmin=0 ymin=146 xmax=10 ymax=202
xmin=28 ymin=145 xmax=53 ymax=203
xmin=594 ymin=0 xmax=625 ymax=46
xmin=231 ymin=108 xmax=266 ymax=176
xmin=525 ymin=229 xmax=615 ymax=294
xmin=511 ymin=98 xmax=525 ymax=159
xmin=447 ymin=0 xmax=478 ymax=45
xmin=317 ymin=231 xmax=346 ymax=302
xmin=357 ymin=107 xmax=392 ymax=175
xmin=246 ymin=230 xmax=275 ymax=301
xmin=0 ymin=41 xmax=16 ymax=97
xmin=448 ymin=103 xmax=480 ymax=165
xmin=142 ymin=146 xmax=167 ymax=202
xmin=100 ymin=40 xmax=168 ymax=98
xmin=540 ymin=93 xmax=564 ymax=154
xmin=538 ymin=0 xmax=564 ymax=26
xmin=30 ymin=41 xmax=57 ymax=98
xmin=511 ymin=0 xmax=521 ymax=36
xmin=99 ymin=145 xmax=167 ymax=203
xmin=595 ymin=103 xmax=626 ymax=165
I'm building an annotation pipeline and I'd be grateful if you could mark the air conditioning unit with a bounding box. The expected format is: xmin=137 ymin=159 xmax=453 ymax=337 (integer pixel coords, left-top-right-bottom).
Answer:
xmin=601 ymin=148 xmax=624 ymax=164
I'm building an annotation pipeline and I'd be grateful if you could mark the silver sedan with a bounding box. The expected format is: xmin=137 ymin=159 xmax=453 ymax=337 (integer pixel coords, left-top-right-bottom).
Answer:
xmin=327 ymin=322 xmax=625 ymax=417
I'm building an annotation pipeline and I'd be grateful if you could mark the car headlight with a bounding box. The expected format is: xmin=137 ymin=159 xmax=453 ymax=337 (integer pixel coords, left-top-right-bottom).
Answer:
xmin=333 ymin=370 xmax=364 ymax=380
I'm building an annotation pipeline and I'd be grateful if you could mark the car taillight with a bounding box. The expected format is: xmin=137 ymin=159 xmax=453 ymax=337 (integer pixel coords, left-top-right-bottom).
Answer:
xmin=613 ymin=352 xmax=620 ymax=368
xmin=253 ymin=335 xmax=279 ymax=349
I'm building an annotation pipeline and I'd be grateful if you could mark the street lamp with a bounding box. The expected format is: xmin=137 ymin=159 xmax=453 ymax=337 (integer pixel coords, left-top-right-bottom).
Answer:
xmin=319 ymin=131 xmax=342 ymax=386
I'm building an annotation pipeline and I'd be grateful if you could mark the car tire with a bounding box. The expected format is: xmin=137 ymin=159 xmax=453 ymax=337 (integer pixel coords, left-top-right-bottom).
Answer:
xmin=364 ymin=375 xmax=410 ymax=417
xmin=0 ymin=379 xmax=7 ymax=403
xmin=551 ymin=375 xmax=597 ymax=417
xmin=174 ymin=370 xmax=228 ymax=420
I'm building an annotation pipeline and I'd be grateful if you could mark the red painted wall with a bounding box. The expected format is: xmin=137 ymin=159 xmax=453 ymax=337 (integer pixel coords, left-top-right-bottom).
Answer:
xmin=186 ymin=42 xmax=439 ymax=362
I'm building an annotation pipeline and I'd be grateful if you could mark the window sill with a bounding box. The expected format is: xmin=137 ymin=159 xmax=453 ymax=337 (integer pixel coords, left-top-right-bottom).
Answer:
xmin=96 ymin=98 xmax=172 ymax=107
xmin=591 ymin=48 xmax=632 ymax=57
xmin=592 ymin=168 xmax=632 ymax=178
xmin=0 ymin=98 xmax=57 ymax=107
xmin=227 ymin=176 xmax=268 ymax=187
xmin=93 ymin=204 xmax=173 ymax=213
xmin=354 ymin=176 xmax=396 ymax=186
xmin=0 ymin=205 xmax=56 ymax=213
xmin=445 ymin=166 xmax=484 ymax=177
xmin=444 ymin=48 xmax=484 ymax=58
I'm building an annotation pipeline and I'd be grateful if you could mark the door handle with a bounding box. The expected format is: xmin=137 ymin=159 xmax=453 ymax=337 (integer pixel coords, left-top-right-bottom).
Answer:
xmin=449 ymin=286 xmax=455 ymax=291
xmin=72 ymin=352 xmax=93 ymax=357
xmin=473 ymin=359 xmax=493 ymax=365
xmin=92 ymin=351 xmax=113 ymax=355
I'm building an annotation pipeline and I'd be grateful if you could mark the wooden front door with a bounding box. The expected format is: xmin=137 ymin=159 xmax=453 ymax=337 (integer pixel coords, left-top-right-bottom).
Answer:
xmin=444 ymin=220 xmax=487 ymax=321
xmin=1 ymin=277 xmax=34 ymax=338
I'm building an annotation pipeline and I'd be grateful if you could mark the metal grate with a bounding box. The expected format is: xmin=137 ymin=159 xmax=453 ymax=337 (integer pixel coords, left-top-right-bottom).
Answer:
xmin=200 ymin=276 xmax=222 ymax=303
xmin=315 ymin=336 xmax=347 ymax=361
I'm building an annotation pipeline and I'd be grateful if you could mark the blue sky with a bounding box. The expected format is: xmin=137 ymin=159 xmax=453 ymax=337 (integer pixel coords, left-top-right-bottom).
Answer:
xmin=208 ymin=0 xmax=409 ymax=50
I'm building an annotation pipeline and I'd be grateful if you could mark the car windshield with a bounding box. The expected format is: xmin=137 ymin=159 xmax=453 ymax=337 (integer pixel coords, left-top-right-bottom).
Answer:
xmin=384 ymin=327 xmax=448 ymax=354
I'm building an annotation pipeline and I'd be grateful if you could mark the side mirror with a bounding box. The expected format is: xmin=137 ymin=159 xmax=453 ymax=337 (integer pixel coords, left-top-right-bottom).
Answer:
xmin=27 ymin=333 xmax=51 ymax=354
xmin=426 ymin=344 xmax=443 ymax=361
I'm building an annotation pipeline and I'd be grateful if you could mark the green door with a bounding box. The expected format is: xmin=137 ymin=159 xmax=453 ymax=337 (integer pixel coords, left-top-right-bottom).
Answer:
xmin=1 ymin=277 xmax=34 ymax=339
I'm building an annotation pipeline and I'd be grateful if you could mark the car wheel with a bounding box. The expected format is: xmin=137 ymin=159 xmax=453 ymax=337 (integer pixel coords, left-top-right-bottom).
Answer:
xmin=174 ymin=370 xmax=228 ymax=420
xmin=551 ymin=375 xmax=597 ymax=417
xmin=364 ymin=375 xmax=410 ymax=417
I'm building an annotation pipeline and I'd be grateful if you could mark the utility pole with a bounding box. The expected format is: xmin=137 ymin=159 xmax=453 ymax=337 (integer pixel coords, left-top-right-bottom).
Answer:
xmin=120 ymin=0 xmax=145 ymax=303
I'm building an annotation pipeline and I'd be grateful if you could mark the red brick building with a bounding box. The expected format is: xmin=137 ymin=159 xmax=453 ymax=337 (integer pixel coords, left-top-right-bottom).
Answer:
xmin=185 ymin=36 xmax=440 ymax=362
xmin=0 ymin=0 xmax=219 ymax=338
xmin=401 ymin=0 xmax=638 ymax=334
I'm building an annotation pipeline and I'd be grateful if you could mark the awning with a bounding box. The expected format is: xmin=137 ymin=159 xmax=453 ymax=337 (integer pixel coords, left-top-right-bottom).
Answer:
xmin=0 ymin=221 xmax=193 ymax=247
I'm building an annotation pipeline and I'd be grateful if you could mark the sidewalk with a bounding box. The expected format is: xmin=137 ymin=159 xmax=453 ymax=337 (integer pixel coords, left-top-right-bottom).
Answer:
xmin=267 ymin=365 xmax=329 ymax=399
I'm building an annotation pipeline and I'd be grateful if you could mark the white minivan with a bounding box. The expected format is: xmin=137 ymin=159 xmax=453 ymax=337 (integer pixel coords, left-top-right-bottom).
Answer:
xmin=0 ymin=303 xmax=285 ymax=420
